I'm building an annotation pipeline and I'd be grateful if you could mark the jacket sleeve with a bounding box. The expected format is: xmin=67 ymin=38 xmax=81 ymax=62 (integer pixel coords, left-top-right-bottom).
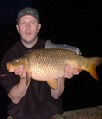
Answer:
xmin=0 ymin=50 xmax=20 ymax=94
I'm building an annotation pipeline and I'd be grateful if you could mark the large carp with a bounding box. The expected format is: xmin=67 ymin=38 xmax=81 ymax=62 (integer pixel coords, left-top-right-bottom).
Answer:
xmin=6 ymin=48 xmax=102 ymax=89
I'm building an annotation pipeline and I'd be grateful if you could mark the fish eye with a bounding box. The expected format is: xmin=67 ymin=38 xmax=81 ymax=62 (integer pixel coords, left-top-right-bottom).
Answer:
xmin=14 ymin=59 xmax=20 ymax=63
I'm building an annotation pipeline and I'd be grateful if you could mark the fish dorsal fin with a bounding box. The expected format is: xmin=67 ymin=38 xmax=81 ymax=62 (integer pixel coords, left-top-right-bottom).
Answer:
xmin=47 ymin=79 xmax=58 ymax=89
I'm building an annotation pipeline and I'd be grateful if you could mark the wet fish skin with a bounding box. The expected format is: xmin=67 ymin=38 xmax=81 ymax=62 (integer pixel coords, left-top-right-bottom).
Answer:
xmin=6 ymin=48 xmax=102 ymax=89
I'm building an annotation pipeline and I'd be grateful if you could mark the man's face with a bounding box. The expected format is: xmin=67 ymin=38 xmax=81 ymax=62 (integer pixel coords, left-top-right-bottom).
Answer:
xmin=16 ymin=15 xmax=41 ymax=43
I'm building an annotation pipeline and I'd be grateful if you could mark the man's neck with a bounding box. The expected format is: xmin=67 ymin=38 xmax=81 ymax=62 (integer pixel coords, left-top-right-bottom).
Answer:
xmin=21 ymin=37 xmax=38 ymax=48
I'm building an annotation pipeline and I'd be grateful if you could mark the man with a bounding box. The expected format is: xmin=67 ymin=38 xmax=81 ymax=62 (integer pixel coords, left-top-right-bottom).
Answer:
xmin=0 ymin=7 xmax=81 ymax=119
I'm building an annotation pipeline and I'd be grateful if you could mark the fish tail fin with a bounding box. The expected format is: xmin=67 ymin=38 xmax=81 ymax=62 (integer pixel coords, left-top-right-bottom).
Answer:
xmin=88 ymin=57 xmax=102 ymax=80
xmin=90 ymin=66 xmax=98 ymax=80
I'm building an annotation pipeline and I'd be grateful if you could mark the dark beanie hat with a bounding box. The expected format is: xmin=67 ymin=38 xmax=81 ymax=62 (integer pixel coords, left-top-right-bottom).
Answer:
xmin=17 ymin=7 xmax=39 ymax=22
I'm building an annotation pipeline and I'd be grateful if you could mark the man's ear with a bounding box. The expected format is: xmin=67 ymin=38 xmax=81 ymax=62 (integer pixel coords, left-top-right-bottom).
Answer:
xmin=38 ymin=23 xmax=41 ymax=32
xmin=16 ymin=24 xmax=20 ymax=33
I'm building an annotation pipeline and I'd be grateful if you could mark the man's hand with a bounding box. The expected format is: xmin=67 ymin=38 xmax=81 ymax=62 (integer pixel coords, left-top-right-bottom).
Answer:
xmin=64 ymin=65 xmax=82 ymax=79
xmin=14 ymin=65 xmax=32 ymax=85
xmin=8 ymin=65 xmax=32 ymax=104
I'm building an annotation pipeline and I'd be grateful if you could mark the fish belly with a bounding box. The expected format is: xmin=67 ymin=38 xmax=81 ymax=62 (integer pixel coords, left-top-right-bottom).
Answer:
xmin=28 ymin=60 xmax=65 ymax=81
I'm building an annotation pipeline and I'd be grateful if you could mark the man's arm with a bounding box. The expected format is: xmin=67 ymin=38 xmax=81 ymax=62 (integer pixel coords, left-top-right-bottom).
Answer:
xmin=8 ymin=66 xmax=31 ymax=104
xmin=51 ymin=65 xmax=81 ymax=99
xmin=51 ymin=78 xmax=65 ymax=99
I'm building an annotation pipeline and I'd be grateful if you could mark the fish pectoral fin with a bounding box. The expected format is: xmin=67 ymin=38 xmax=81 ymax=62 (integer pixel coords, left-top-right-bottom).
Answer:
xmin=47 ymin=79 xmax=58 ymax=90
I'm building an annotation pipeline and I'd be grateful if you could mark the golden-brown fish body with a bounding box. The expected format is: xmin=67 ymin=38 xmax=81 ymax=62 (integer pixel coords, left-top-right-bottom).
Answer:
xmin=7 ymin=48 xmax=102 ymax=89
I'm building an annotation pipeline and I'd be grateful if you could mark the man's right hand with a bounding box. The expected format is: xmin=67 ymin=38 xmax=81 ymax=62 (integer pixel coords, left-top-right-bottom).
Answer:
xmin=64 ymin=64 xmax=82 ymax=79
xmin=14 ymin=65 xmax=32 ymax=85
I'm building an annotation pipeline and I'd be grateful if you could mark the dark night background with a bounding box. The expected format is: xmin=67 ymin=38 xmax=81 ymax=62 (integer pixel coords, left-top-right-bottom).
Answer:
xmin=0 ymin=0 xmax=102 ymax=118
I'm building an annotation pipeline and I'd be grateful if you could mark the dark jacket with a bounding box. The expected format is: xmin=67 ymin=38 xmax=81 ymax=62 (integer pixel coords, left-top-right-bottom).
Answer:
xmin=0 ymin=38 xmax=63 ymax=119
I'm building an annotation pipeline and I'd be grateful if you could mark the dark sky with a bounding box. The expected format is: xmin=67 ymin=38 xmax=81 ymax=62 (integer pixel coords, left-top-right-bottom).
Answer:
xmin=0 ymin=0 xmax=101 ymax=26
xmin=0 ymin=1 xmax=102 ymax=52
xmin=0 ymin=1 xmax=102 ymax=55
xmin=0 ymin=0 xmax=33 ymax=25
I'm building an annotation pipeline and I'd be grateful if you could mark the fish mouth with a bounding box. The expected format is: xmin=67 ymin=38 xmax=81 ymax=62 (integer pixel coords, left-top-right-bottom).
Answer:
xmin=6 ymin=63 xmax=14 ymax=72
